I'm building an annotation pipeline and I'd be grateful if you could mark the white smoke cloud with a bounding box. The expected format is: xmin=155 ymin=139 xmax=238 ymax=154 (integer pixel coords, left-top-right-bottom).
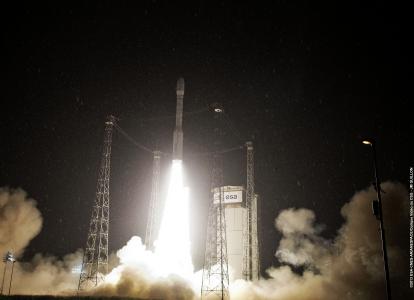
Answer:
xmin=1 ymin=182 xmax=409 ymax=299
xmin=0 ymin=188 xmax=82 ymax=295
xmin=10 ymin=251 xmax=82 ymax=295
xmin=231 ymin=181 xmax=409 ymax=300
xmin=0 ymin=188 xmax=42 ymax=257
xmin=89 ymin=236 xmax=196 ymax=300
xmin=275 ymin=208 xmax=331 ymax=268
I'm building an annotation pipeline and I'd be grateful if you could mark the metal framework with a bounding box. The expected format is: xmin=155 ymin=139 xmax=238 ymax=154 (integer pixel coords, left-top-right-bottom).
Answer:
xmin=145 ymin=150 xmax=162 ymax=250
xmin=78 ymin=115 xmax=116 ymax=290
xmin=201 ymin=154 xmax=230 ymax=299
xmin=251 ymin=194 xmax=260 ymax=280
xmin=242 ymin=141 xmax=259 ymax=280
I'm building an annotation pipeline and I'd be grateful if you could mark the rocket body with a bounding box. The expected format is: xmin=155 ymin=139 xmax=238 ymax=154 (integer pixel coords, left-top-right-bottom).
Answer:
xmin=173 ymin=78 xmax=184 ymax=160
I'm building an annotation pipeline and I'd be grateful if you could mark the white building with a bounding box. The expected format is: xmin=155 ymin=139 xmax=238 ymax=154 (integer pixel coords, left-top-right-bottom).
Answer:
xmin=213 ymin=186 xmax=260 ymax=281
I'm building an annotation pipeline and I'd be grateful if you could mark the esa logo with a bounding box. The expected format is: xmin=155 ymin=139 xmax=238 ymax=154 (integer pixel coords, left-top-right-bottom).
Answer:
xmin=225 ymin=194 xmax=238 ymax=200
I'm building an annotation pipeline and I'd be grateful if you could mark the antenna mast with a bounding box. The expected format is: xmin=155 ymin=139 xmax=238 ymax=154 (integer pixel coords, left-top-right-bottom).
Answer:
xmin=201 ymin=107 xmax=229 ymax=299
xmin=145 ymin=150 xmax=162 ymax=250
xmin=78 ymin=115 xmax=116 ymax=290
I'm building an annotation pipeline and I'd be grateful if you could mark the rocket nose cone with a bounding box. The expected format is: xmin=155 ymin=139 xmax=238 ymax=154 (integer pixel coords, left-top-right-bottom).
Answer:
xmin=176 ymin=78 xmax=185 ymax=93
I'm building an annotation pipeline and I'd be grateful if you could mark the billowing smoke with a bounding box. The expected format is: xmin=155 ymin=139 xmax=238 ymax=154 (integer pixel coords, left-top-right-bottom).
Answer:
xmin=0 ymin=186 xmax=195 ymax=298
xmin=89 ymin=236 xmax=195 ymax=300
xmin=231 ymin=181 xmax=408 ymax=300
xmin=0 ymin=188 xmax=42 ymax=256
xmin=1 ymin=182 xmax=409 ymax=299
xmin=275 ymin=208 xmax=331 ymax=268
xmin=10 ymin=251 xmax=82 ymax=295
xmin=0 ymin=188 xmax=82 ymax=295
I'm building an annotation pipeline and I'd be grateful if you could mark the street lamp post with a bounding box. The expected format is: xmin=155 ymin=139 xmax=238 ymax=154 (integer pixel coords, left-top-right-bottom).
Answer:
xmin=8 ymin=259 xmax=15 ymax=295
xmin=362 ymin=139 xmax=392 ymax=300
xmin=0 ymin=251 xmax=16 ymax=296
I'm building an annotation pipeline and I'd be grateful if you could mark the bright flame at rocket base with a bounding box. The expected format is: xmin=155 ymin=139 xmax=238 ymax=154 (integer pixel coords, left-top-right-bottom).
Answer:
xmin=103 ymin=160 xmax=194 ymax=287
xmin=155 ymin=159 xmax=194 ymax=279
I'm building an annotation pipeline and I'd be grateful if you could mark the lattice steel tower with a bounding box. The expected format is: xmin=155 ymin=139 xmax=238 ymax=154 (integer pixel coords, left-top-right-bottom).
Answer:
xmin=145 ymin=150 xmax=161 ymax=250
xmin=78 ymin=115 xmax=116 ymax=290
xmin=201 ymin=107 xmax=229 ymax=299
xmin=242 ymin=141 xmax=260 ymax=280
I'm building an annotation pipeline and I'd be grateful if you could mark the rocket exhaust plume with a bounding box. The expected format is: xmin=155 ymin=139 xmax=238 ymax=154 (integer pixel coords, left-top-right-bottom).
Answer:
xmin=173 ymin=77 xmax=184 ymax=160
xmin=155 ymin=160 xmax=193 ymax=278
xmin=154 ymin=77 xmax=193 ymax=278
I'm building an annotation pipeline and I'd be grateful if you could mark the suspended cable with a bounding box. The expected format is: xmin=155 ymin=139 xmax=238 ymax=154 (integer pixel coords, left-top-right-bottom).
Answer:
xmin=114 ymin=124 xmax=154 ymax=154
xmin=188 ymin=145 xmax=244 ymax=157
xmin=114 ymin=109 xmax=243 ymax=158
xmin=122 ymin=106 xmax=209 ymax=123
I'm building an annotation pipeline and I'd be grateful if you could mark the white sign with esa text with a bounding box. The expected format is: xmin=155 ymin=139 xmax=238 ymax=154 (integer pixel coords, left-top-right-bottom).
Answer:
xmin=213 ymin=190 xmax=243 ymax=204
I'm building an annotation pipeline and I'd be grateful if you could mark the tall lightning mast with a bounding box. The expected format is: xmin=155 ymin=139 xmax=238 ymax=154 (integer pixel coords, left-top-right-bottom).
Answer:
xmin=78 ymin=115 xmax=116 ymax=290
xmin=201 ymin=155 xmax=229 ymax=299
xmin=246 ymin=141 xmax=260 ymax=280
xmin=201 ymin=108 xmax=229 ymax=300
xmin=145 ymin=150 xmax=161 ymax=250
xmin=243 ymin=141 xmax=256 ymax=280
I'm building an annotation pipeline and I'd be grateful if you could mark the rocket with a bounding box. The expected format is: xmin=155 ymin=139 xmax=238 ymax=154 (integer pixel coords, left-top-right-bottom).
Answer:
xmin=173 ymin=78 xmax=184 ymax=160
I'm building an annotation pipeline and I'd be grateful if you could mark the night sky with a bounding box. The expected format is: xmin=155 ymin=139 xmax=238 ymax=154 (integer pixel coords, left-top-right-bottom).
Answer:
xmin=1 ymin=0 xmax=411 ymax=288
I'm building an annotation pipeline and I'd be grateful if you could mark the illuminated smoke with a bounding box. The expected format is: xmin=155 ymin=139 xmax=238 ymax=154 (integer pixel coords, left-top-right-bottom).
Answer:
xmin=10 ymin=251 xmax=82 ymax=295
xmin=102 ymin=159 xmax=194 ymax=282
xmin=0 ymin=188 xmax=81 ymax=295
xmin=1 ymin=181 xmax=408 ymax=299
xmin=230 ymin=181 xmax=408 ymax=300
xmin=275 ymin=208 xmax=331 ymax=268
xmin=93 ymin=236 xmax=195 ymax=299
xmin=0 ymin=188 xmax=42 ymax=257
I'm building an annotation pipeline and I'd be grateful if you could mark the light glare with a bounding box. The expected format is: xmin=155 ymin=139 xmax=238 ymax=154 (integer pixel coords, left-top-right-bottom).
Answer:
xmin=103 ymin=160 xmax=194 ymax=288
xmin=155 ymin=159 xmax=193 ymax=279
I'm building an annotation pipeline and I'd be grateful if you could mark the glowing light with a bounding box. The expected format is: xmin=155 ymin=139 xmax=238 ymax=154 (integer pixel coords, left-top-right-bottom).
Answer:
xmin=155 ymin=159 xmax=193 ymax=278
xmin=103 ymin=160 xmax=194 ymax=289
xmin=362 ymin=140 xmax=372 ymax=145
xmin=71 ymin=265 xmax=82 ymax=274
xmin=104 ymin=267 xmax=121 ymax=285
